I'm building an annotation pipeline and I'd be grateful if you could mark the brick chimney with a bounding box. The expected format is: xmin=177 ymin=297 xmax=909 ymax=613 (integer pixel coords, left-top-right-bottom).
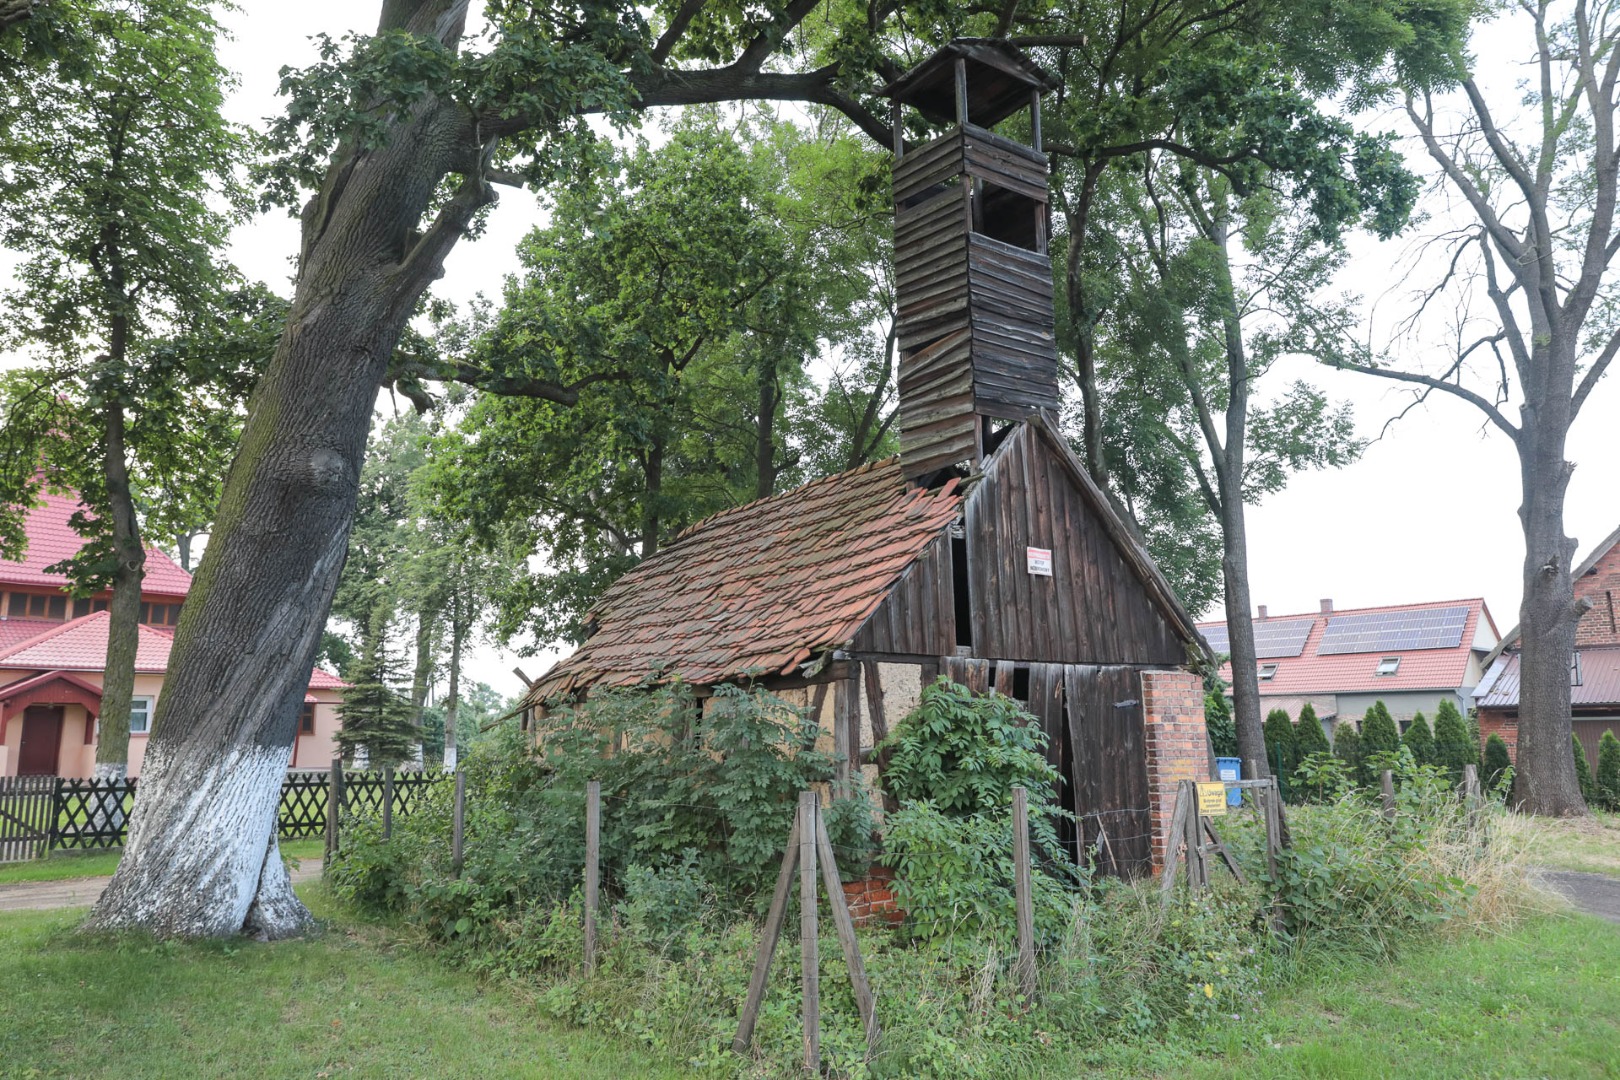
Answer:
xmin=1320 ymin=598 xmax=1334 ymax=614
xmin=1257 ymin=605 xmax=1268 ymax=620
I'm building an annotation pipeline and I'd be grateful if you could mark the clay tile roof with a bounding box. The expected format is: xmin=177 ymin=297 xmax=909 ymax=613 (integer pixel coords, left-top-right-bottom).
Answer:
xmin=0 ymin=489 xmax=192 ymax=597
xmin=0 ymin=609 xmax=348 ymax=691
xmin=526 ymin=457 xmax=965 ymax=702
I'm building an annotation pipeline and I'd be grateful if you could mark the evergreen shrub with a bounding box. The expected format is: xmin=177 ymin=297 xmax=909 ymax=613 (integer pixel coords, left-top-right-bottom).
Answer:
xmin=1432 ymin=699 xmax=1476 ymax=784
xmin=1598 ymin=729 xmax=1620 ymax=810
xmin=1573 ymin=734 xmax=1596 ymax=802
xmin=1483 ymin=734 xmax=1514 ymax=795
xmin=1402 ymin=711 xmax=1435 ymax=766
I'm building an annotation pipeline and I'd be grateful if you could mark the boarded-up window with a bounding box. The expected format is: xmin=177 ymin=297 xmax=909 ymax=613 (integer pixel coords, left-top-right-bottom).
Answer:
xmin=299 ymin=703 xmax=316 ymax=735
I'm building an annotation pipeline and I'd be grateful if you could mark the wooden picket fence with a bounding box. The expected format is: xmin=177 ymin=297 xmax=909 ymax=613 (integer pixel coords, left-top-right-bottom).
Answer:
xmin=0 ymin=776 xmax=56 ymax=862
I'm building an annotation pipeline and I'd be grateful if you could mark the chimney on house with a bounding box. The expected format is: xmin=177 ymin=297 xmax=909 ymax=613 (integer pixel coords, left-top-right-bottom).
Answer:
xmin=1320 ymin=598 xmax=1334 ymax=614
xmin=883 ymin=40 xmax=1061 ymax=482
xmin=1257 ymin=605 xmax=1268 ymax=620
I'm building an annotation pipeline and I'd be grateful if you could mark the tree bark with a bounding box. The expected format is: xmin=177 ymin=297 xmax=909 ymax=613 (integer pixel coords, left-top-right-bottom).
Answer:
xmin=755 ymin=361 xmax=779 ymax=500
xmin=85 ymin=0 xmax=893 ymax=938
xmin=444 ymin=594 xmax=462 ymax=772
xmin=95 ymin=400 xmax=145 ymax=783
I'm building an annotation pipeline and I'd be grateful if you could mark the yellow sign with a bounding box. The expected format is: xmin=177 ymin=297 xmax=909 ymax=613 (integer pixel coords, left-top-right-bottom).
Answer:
xmin=1197 ymin=782 xmax=1228 ymax=816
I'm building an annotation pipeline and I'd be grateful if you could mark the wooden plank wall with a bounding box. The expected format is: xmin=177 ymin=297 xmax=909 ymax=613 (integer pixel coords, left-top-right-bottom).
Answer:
xmin=852 ymin=532 xmax=956 ymax=656
xmin=963 ymin=424 xmax=1183 ymax=666
xmin=1064 ymin=664 xmax=1152 ymax=877
xmin=966 ymin=235 xmax=1058 ymax=416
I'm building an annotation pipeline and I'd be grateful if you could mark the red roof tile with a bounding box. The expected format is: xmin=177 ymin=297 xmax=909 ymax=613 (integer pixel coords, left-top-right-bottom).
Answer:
xmin=1198 ymin=598 xmax=1496 ymax=696
xmin=527 ymin=458 xmax=965 ymax=700
xmin=0 ymin=490 xmax=192 ymax=597
xmin=0 ymin=609 xmax=347 ymax=691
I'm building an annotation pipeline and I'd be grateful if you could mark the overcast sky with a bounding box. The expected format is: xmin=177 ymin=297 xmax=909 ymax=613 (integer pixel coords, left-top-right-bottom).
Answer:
xmin=14 ymin=3 xmax=1620 ymax=698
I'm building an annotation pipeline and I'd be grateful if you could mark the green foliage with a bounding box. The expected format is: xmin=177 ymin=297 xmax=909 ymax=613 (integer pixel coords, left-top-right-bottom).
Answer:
xmin=1270 ymin=754 xmax=1473 ymax=951
xmin=1205 ymin=688 xmax=1238 ymax=757
xmin=1293 ymin=752 xmax=1353 ymax=803
xmin=1358 ymin=701 xmax=1400 ymax=784
xmin=1483 ymin=734 xmax=1514 ymax=794
xmin=1432 ymin=699 xmax=1476 ymax=784
xmin=335 ymin=630 xmax=420 ymax=770
xmin=1402 ymin=710 xmax=1435 ymax=766
xmin=880 ymin=677 xmax=1063 ymax=820
xmin=1598 ymin=730 xmax=1620 ymax=810
xmin=1264 ymin=708 xmax=1300 ymax=788
xmin=1333 ymin=721 xmax=1363 ymax=786
xmin=1295 ymin=702 xmax=1331 ymax=758
xmin=1573 ymin=734 xmax=1596 ymax=803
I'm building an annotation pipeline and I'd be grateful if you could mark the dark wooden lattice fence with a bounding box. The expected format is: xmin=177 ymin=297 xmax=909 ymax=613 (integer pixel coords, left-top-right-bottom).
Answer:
xmin=36 ymin=769 xmax=447 ymax=853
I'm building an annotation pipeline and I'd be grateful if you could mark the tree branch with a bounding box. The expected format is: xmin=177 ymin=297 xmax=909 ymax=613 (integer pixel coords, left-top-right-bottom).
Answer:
xmin=1330 ymin=359 xmax=1521 ymax=442
xmin=1572 ymin=325 xmax=1620 ymax=415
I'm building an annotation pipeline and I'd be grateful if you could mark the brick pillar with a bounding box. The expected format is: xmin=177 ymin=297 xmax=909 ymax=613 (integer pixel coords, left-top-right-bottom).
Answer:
xmin=1477 ymin=710 xmax=1518 ymax=764
xmin=1140 ymin=669 xmax=1210 ymax=875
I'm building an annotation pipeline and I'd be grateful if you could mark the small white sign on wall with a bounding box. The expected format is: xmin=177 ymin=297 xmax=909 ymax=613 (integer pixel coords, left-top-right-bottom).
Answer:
xmin=1026 ymin=546 xmax=1053 ymax=576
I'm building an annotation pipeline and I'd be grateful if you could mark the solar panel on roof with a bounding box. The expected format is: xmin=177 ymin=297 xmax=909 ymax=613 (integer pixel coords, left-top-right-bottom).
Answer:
xmin=1316 ymin=606 xmax=1469 ymax=656
xmin=1197 ymin=618 xmax=1312 ymax=659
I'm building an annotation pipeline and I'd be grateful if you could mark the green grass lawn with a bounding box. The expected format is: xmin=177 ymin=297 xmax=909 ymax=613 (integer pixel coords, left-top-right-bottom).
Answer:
xmin=0 ymin=839 xmax=325 ymax=886
xmin=1 ymin=884 xmax=1615 ymax=1078
xmin=0 ymin=888 xmax=685 ymax=1080
xmin=1065 ymin=913 xmax=1620 ymax=1079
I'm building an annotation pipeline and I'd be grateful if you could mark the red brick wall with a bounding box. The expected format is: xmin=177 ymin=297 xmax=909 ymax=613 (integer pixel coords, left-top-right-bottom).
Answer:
xmin=1576 ymin=543 xmax=1620 ymax=648
xmin=1478 ymin=708 xmax=1518 ymax=763
xmin=1141 ymin=670 xmax=1210 ymax=875
xmin=841 ymin=867 xmax=903 ymax=927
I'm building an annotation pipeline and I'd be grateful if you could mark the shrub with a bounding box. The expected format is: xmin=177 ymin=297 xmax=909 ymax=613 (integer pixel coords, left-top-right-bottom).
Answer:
xmin=1483 ymin=733 xmax=1513 ymax=793
xmin=1359 ymin=701 xmax=1400 ymax=784
xmin=1332 ymin=722 xmax=1362 ymax=785
xmin=1402 ymin=710 xmax=1435 ymax=766
xmin=1598 ymin=729 xmax=1620 ymax=810
xmin=1573 ymin=733 xmax=1597 ymax=802
xmin=1432 ymin=699 xmax=1476 ymax=783
xmin=881 ymin=676 xmax=1062 ymax=818
xmin=1204 ymin=688 xmax=1237 ymax=757
xmin=1295 ymin=702 xmax=1330 ymax=758
xmin=1263 ymin=708 xmax=1299 ymax=793
xmin=1294 ymin=752 xmax=1351 ymax=803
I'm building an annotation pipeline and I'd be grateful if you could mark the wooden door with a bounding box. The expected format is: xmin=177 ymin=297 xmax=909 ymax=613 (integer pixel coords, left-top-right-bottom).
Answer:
xmin=17 ymin=706 xmax=63 ymax=776
xmin=1063 ymin=665 xmax=1151 ymax=880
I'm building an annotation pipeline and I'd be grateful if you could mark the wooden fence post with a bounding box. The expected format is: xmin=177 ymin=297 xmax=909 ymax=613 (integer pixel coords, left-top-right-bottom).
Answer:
xmin=451 ymin=768 xmax=466 ymax=878
xmin=813 ymin=804 xmax=880 ymax=1053
xmin=1160 ymin=781 xmax=1189 ymax=904
xmin=1183 ymin=780 xmax=1207 ymax=892
xmin=799 ymin=791 xmax=820 ymax=1073
xmin=1380 ymin=770 xmax=1397 ymax=822
xmin=1011 ymin=786 xmax=1036 ymax=1001
xmin=584 ymin=780 xmax=601 ymax=974
xmin=734 ymin=808 xmax=801 ymax=1054
xmin=1261 ymin=779 xmax=1280 ymax=881
xmin=324 ymin=757 xmax=343 ymax=861
xmin=1463 ymin=762 xmax=1482 ymax=837
xmin=382 ymin=766 xmax=394 ymax=840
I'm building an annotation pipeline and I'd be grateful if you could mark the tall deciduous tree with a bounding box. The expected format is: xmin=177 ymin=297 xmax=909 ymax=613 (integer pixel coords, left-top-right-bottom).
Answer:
xmin=1329 ymin=1 xmax=1620 ymax=814
xmin=89 ymin=0 xmax=902 ymax=938
xmin=0 ymin=0 xmax=249 ymax=780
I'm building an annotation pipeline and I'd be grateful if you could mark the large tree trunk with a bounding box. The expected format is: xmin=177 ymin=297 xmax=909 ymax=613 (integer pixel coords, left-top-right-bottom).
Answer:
xmin=1512 ymin=379 xmax=1587 ymax=815
xmin=96 ymin=400 xmax=145 ymax=783
xmin=85 ymin=3 xmax=482 ymax=936
xmin=1221 ymin=497 xmax=1267 ymax=776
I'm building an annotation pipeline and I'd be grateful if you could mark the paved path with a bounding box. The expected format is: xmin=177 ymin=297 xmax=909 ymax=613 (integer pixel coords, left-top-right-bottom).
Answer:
xmin=1535 ymin=869 xmax=1620 ymax=924
xmin=0 ymin=860 xmax=322 ymax=912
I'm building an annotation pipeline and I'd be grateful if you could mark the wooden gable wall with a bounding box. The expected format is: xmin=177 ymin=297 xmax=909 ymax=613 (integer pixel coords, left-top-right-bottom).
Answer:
xmin=854 ymin=422 xmax=1185 ymax=666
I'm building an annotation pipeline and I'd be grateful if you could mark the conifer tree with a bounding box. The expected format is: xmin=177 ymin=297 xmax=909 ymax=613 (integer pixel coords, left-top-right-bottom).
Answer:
xmin=1358 ymin=701 xmax=1401 ymax=785
xmin=1402 ymin=710 xmax=1436 ymax=766
xmin=1572 ymin=734 xmax=1596 ymax=803
xmin=1333 ymin=723 xmax=1363 ymax=787
xmin=1433 ymin=699 xmax=1476 ymax=784
xmin=335 ymin=621 xmax=419 ymax=770
xmin=1483 ymin=734 xmax=1514 ymax=793
xmin=1296 ymin=702 xmax=1331 ymax=758
xmin=1598 ymin=730 xmax=1620 ymax=810
xmin=1264 ymin=708 xmax=1300 ymax=788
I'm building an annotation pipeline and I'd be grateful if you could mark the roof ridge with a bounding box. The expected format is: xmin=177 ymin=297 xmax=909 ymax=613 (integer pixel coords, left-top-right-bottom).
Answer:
xmin=1197 ymin=597 xmax=1486 ymax=626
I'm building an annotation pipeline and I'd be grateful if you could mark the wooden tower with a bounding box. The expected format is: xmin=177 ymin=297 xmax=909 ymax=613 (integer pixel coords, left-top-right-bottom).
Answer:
xmin=884 ymin=40 xmax=1060 ymax=482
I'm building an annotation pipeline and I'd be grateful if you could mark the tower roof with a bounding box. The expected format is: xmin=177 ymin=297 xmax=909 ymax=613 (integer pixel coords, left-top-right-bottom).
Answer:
xmin=882 ymin=38 xmax=1058 ymax=127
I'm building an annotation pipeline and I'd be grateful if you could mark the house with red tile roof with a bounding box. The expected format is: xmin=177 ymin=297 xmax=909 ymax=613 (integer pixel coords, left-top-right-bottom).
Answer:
xmin=1198 ymin=597 xmax=1500 ymax=736
xmin=0 ymin=491 xmax=346 ymax=777
xmin=1473 ymin=525 xmax=1620 ymax=766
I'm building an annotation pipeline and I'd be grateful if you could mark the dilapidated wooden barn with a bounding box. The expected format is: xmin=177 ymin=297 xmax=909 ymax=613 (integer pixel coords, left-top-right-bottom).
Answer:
xmin=522 ymin=41 xmax=1212 ymax=878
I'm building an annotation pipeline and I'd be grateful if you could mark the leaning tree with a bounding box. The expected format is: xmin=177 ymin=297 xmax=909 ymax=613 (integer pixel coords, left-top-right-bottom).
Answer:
xmin=84 ymin=0 xmax=906 ymax=939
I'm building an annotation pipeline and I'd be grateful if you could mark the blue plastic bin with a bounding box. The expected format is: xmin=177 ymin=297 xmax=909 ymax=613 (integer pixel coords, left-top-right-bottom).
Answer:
xmin=1215 ymin=756 xmax=1243 ymax=807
